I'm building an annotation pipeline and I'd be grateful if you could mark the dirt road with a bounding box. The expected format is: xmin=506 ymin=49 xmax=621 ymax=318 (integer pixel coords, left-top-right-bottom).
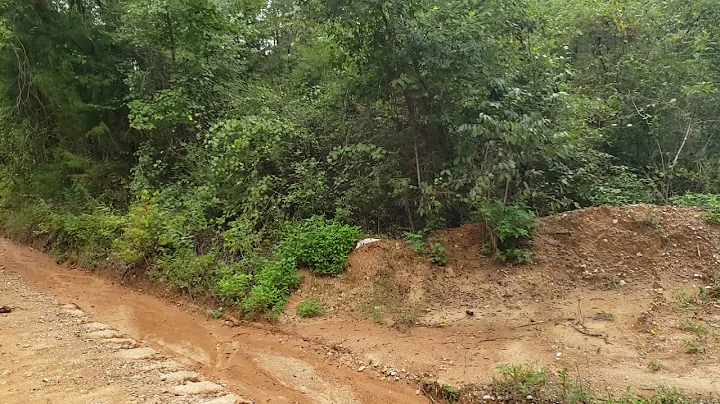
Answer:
xmin=0 ymin=238 xmax=424 ymax=404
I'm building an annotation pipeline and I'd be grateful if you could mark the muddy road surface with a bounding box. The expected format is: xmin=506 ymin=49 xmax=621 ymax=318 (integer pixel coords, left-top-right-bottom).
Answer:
xmin=0 ymin=238 xmax=423 ymax=404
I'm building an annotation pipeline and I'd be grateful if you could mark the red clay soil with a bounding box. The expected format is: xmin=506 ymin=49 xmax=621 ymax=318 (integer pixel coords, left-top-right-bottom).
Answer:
xmin=283 ymin=205 xmax=720 ymax=398
xmin=0 ymin=238 xmax=423 ymax=404
xmin=2 ymin=205 xmax=720 ymax=402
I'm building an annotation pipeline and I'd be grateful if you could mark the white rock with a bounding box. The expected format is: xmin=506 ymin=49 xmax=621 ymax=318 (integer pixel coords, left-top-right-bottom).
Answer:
xmin=357 ymin=366 xmax=366 ymax=372
xmin=82 ymin=322 xmax=111 ymax=332
xmin=356 ymin=238 xmax=381 ymax=249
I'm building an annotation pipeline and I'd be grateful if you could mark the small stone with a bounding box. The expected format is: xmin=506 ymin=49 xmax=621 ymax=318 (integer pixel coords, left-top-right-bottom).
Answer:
xmin=636 ymin=252 xmax=642 ymax=257
xmin=357 ymin=366 xmax=366 ymax=372
xmin=170 ymin=381 xmax=224 ymax=395
xmin=483 ymin=395 xmax=494 ymax=401
xmin=619 ymin=280 xmax=626 ymax=286
xmin=612 ymin=219 xmax=618 ymax=224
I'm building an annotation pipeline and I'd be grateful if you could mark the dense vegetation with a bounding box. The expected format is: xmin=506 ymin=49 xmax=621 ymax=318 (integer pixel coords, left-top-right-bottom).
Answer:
xmin=1 ymin=0 xmax=719 ymax=315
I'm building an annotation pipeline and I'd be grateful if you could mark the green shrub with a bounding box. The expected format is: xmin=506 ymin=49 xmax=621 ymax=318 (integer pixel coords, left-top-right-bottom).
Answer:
xmin=51 ymin=208 xmax=126 ymax=267
xmin=112 ymin=194 xmax=161 ymax=264
xmin=214 ymin=272 xmax=253 ymax=301
xmin=241 ymin=258 xmax=300 ymax=316
xmin=429 ymin=242 xmax=449 ymax=266
xmin=296 ymin=298 xmax=324 ymax=318
xmin=277 ymin=216 xmax=361 ymax=275
xmin=474 ymin=200 xmax=538 ymax=263
xmin=153 ymin=250 xmax=219 ymax=295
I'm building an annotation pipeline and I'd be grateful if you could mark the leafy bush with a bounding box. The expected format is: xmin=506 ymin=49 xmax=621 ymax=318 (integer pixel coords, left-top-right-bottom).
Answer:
xmin=428 ymin=242 xmax=449 ymax=266
xmin=296 ymin=298 xmax=324 ymax=318
xmin=153 ymin=251 xmax=219 ymax=296
xmin=277 ymin=216 xmax=361 ymax=275
xmin=241 ymin=258 xmax=300 ymax=316
xmin=475 ymin=200 xmax=538 ymax=263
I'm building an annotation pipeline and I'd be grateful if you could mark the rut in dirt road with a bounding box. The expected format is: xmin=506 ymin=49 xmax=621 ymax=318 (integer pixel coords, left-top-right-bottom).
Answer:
xmin=0 ymin=238 xmax=424 ymax=404
xmin=0 ymin=267 xmax=248 ymax=404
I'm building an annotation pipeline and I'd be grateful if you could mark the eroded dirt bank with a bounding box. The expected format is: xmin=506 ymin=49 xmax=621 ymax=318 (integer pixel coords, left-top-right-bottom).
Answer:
xmin=3 ymin=205 xmax=720 ymax=403
xmin=0 ymin=238 xmax=423 ymax=404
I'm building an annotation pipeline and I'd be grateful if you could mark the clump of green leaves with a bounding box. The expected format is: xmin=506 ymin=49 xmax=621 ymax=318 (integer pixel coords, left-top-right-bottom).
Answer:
xmin=296 ymin=298 xmax=324 ymax=318
xmin=241 ymin=258 xmax=300 ymax=317
xmin=475 ymin=200 xmax=537 ymax=263
xmin=403 ymin=232 xmax=450 ymax=266
xmin=278 ymin=216 xmax=361 ymax=275
xmin=428 ymin=242 xmax=449 ymax=266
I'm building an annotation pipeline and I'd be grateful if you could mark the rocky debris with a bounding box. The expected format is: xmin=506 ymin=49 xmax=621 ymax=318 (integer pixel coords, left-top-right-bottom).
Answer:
xmin=160 ymin=370 xmax=201 ymax=383
xmin=82 ymin=322 xmax=110 ymax=332
xmin=101 ymin=337 xmax=138 ymax=348
xmin=85 ymin=329 xmax=122 ymax=339
xmin=60 ymin=303 xmax=85 ymax=317
xmin=201 ymin=394 xmax=254 ymax=404
xmin=113 ymin=347 xmax=159 ymax=360
xmin=170 ymin=380 xmax=224 ymax=395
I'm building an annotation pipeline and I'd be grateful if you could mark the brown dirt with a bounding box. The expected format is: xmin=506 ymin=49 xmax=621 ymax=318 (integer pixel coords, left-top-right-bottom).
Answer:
xmin=282 ymin=205 xmax=720 ymax=398
xmin=3 ymin=205 xmax=720 ymax=402
xmin=0 ymin=239 xmax=423 ymax=404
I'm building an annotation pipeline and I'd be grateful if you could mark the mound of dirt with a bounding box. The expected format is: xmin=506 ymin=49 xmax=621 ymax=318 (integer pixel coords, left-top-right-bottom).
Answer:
xmin=288 ymin=205 xmax=720 ymax=325
xmin=282 ymin=205 xmax=720 ymax=399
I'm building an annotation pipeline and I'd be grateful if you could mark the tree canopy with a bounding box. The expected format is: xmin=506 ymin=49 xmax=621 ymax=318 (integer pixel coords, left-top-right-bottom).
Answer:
xmin=1 ymin=0 xmax=719 ymax=312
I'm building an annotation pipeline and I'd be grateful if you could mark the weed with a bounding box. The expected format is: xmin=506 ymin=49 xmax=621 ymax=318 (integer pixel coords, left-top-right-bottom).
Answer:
xmin=680 ymin=321 xmax=709 ymax=337
xmin=682 ymin=338 xmax=702 ymax=355
xmin=429 ymin=242 xmax=449 ymax=266
xmin=474 ymin=200 xmax=537 ymax=264
xmin=296 ymin=298 xmax=324 ymax=318
xmin=207 ymin=307 xmax=224 ymax=319
xmin=403 ymin=231 xmax=426 ymax=255
xmin=639 ymin=212 xmax=662 ymax=230
xmin=493 ymin=362 xmax=548 ymax=397
xmin=673 ymin=291 xmax=696 ymax=309
xmin=241 ymin=258 xmax=300 ymax=318
xmin=648 ymin=360 xmax=663 ymax=372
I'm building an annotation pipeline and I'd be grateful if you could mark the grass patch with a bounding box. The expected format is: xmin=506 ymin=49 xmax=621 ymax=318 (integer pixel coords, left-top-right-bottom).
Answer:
xmin=296 ymin=298 xmax=324 ymax=318
xmin=648 ymin=360 xmax=663 ymax=372
xmin=680 ymin=320 xmax=709 ymax=337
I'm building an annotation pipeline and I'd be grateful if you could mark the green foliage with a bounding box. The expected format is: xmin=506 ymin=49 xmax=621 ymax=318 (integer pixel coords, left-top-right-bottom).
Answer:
xmin=475 ymin=201 xmax=537 ymax=263
xmin=241 ymin=258 xmax=300 ymax=317
xmin=428 ymin=242 xmax=449 ymax=266
xmin=3 ymin=0 xmax=720 ymax=319
xmin=296 ymin=298 xmax=324 ymax=318
xmin=277 ymin=216 xmax=361 ymax=275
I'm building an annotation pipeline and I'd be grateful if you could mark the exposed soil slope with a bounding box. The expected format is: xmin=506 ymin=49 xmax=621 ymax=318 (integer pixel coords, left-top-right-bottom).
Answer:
xmin=2 ymin=205 xmax=720 ymax=403
xmin=284 ymin=205 xmax=720 ymax=398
